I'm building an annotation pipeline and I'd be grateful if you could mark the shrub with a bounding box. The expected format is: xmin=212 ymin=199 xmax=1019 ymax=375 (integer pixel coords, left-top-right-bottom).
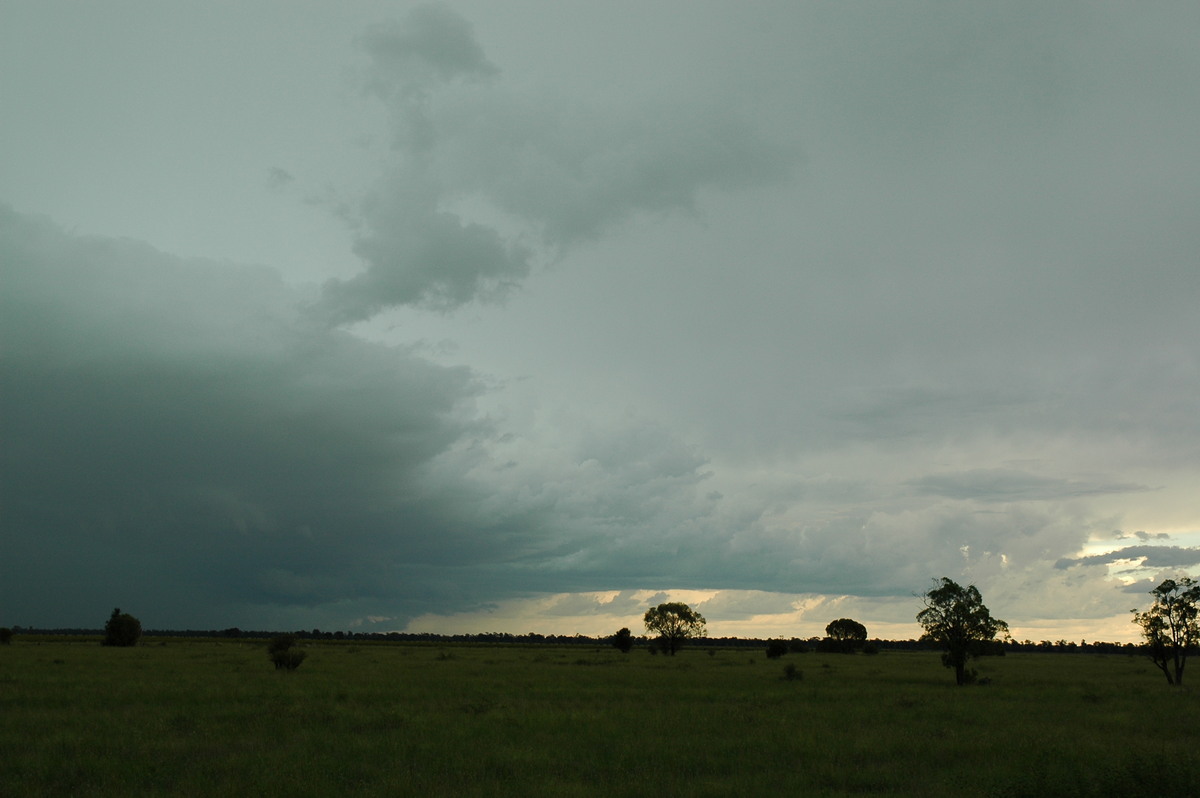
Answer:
xmin=0 ymin=628 xmax=13 ymax=645
xmin=103 ymin=608 xmax=142 ymax=647
xmin=267 ymin=635 xmax=306 ymax=671
xmin=765 ymin=639 xmax=789 ymax=659
xmin=783 ymin=663 xmax=802 ymax=681
xmin=862 ymin=642 xmax=880 ymax=655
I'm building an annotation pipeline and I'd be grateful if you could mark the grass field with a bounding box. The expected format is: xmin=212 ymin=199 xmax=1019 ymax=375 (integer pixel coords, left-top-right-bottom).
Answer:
xmin=1 ymin=638 xmax=1195 ymax=796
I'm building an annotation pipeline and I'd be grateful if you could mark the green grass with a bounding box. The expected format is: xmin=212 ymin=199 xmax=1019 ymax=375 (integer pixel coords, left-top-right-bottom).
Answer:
xmin=1 ymin=639 xmax=1195 ymax=796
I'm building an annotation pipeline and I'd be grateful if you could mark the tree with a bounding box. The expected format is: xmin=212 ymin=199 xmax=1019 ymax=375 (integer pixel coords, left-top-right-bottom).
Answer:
xmin=103 ymin=608 xmax=142 ymax=647
xmin=765 ymin=639 xmax=789 ymax=659
xmin=643 ymin=602 xmax=706 ymax=656
xmin=916 ymin=578 xmax=1008 ymax=685
xmin=825 ymin=618 xmax=867 ymax=642
xmin=1131 ymin=577 xmax=1199 ymax=686
xmin=611 ymin=627 xmax=634 ymax=653
xmin=0 ymin=627 xmax=12 ymax=645
xmin=821 ymin=618 xmax=868 ymax=653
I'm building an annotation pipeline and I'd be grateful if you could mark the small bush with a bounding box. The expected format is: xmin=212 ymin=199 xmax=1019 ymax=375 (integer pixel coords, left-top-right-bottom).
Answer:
xmin=783 ymin=663 xmax=802 ymax=681
xmin=862 ymin=642 xmax=880 ymax=655
xmin=267 ymin=635 xmax=306 ymax=671
xmin=0 ymin=628 xmax=13 ymax=645
xmin=766 ymin=639 xmax=789 ymax=659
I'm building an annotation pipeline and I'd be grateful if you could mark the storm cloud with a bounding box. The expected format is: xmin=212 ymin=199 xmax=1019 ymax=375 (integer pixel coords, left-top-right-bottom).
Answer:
xmin=2 ymin=2 xmax=1198 ymax=640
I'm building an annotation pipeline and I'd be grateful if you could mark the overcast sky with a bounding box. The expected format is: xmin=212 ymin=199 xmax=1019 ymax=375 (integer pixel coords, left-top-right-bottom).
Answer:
xmin=3 ymin=1 xmax=1198 ymax=641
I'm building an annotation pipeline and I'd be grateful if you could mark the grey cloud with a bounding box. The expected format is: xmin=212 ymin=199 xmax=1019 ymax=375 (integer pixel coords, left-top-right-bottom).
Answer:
xmin=910 ymin=469 xmax=1149 ymax=503
xmin=360 ymin=4 xmax=498 ymax=95
xmin=1132 ymin=531 xmax=1170 ymax=542
xmin=319 ymin=183 xmax=532 ymax=319
xmin=1109 ymin=529 xmax=1173 ymax=542
xmin=1055 ymin=546 xmax=1200 ymax=571
xmin=317 ymin=6 xmax=796 ymax=323
xmin=429 ymin=93 xmax=797 ymax=247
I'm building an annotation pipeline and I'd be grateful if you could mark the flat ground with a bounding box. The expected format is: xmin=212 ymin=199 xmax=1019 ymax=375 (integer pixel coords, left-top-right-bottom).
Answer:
xmin=1 ymin=638 xmax=1194 ymax=796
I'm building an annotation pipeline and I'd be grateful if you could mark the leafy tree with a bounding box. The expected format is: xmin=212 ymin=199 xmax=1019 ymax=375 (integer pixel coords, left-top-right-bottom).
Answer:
xmin=820 ymin=618 xmax=868 ymax=653
xmin=102 ymin=608 xmax=142 ymax=647
xmin=643 ymin=602 xmax=706 ymax=656
xmin=765 ymin=639 xmax=789 ymax=659
xmin=1131 ymin=577 xmax=1199 ymax=686
xmin=611 ymin=627 xmax=634 ymax=654
xmin=916 ymin=578 xmax=1008 ymax=685
xmin=825 ymin=618 xmax=867 ymax=642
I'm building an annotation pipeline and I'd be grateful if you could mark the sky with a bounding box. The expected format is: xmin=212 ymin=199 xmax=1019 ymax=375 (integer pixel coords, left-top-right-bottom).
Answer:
xmin=2 ymin=1 xmax=1198 ymax=642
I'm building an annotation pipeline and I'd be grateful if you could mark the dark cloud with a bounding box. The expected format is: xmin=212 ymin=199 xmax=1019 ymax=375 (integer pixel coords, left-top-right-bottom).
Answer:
xmin=1056 ymin=546 xmax=1200 ymax=570
xmin=1132 ymin=531 xmax=1171 ymax=542
xmin=0 ymin=205 xmax=493 ymax=628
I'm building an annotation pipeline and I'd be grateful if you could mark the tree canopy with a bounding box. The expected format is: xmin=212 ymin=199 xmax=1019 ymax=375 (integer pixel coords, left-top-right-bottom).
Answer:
xmin=1132 ymin=577 xmax=1199 ymax=686
xmin=643 ymin=602 xmax=706 ymax=656
xmin=610 ymin=627 xmax=634 ymax=654
xmin=826 ymin=618 xmax=867 ymax=641
xmin=916 ymin=578 xmax=1008 ymax=685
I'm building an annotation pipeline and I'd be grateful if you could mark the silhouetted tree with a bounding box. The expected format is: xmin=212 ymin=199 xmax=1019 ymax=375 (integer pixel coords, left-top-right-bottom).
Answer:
xmin=643 ymin=602 xmax=706 ymax=656
xmin=102 ymin=608 xmax=142 ymax=647
xmin=1132 ymin=577 xmax=1199 ymax=686
xmin=765 ymin=639 xmax=789 ymax=659
xmin=916 ymin=578 xmax=1007 ymax=685
xmin=611 ymin=627 xmax=634 ymax=653
xmin=0 ymin=627 xmax=12 ymax=645
xmin=826 ymin=618 xmax=867 ymax=642
xmin=820 ymin=618 xmax=868 ymax=652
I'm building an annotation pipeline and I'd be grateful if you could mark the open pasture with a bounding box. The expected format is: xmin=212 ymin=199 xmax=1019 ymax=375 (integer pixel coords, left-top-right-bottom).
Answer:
xmin=1 ymin=639 xmax=1195 ymax=796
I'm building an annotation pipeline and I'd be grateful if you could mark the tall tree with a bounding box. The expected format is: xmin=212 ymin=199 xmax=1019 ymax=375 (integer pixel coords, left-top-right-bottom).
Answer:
xmin=1132 ymin=577 xmax=1199 ymax=686
xmin=916 ymin=578 xmax=1008 ymax=685
xmin=643 ymin=602 xmax=706 ymax=656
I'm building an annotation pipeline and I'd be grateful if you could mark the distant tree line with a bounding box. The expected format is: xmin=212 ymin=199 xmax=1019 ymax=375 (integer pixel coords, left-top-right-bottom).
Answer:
xmin=5 ymin=576 xmax=1190 ymax=688
xmin=0 ymin=625 xmax=1159 ymax=654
